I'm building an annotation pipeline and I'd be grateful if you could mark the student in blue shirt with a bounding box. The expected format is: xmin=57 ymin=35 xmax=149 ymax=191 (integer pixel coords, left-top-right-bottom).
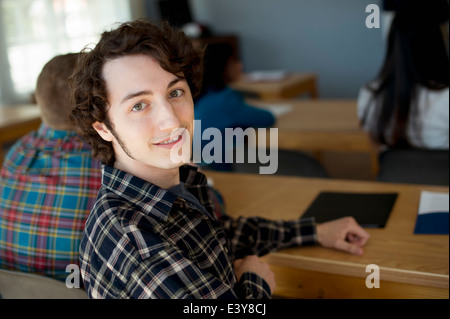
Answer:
xmin=194 ymin=42 xmax=276 ymax=171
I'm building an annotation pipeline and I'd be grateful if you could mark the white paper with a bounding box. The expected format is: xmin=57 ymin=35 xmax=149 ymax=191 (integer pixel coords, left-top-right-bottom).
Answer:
xmin=418 ymin=191 xmax=449 ymax=215
xmin=246 ymin=70 xmax=288 ymax=82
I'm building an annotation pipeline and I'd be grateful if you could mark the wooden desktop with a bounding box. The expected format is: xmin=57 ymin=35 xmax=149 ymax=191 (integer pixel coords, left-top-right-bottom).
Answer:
xmin=206 ymin=171 xmax=449 ymax=299
xmin=251 ymin=99 xmax=379 ymax=178
xmin=231 ymin=72 xmax=319 ymax=100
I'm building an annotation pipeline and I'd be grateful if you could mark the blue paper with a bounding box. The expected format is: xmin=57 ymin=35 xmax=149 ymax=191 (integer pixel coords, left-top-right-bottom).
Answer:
xmin=414 ymin=191 xmax=449 ymax=235
xmin=414 ymin=212 xmax=449 ymax=234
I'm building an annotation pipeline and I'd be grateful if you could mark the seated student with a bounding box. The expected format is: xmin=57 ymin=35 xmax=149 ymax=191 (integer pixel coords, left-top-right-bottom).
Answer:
xmin=70 ymin=19 xmax=369 ymax=299
xmin=0 ymin=53 xmax=102 ymax=281
xmin=194 ymin=42 xmax=276 ymax=171
xmin=357 ymin=1 xmax=449 ymax=152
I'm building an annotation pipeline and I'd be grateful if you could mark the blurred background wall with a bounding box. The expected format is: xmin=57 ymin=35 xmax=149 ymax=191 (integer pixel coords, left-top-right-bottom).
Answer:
xmin=145 ymin=0 xmax=386 ymax=98
xmin=0 ymin=0 xmax=388 ymax=104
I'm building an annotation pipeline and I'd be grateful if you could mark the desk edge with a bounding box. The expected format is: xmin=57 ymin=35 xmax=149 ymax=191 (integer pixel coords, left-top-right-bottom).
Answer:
xmin=262 ymin=252 xmax=449 ymax=289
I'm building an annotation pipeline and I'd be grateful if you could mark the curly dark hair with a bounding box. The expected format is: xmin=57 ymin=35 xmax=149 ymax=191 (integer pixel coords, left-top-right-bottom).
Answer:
xmin=70 ymin=19 xmax=205 ymax=165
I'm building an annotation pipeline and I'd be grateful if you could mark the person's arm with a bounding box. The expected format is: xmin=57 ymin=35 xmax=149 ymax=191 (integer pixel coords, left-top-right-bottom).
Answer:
xmin=220 ymin=215 xmax=370 ymax=258
xmin=315 ymin=217 xmax=370 ymax=256
xmin=226 ymin=88 xmax=276 ymax=128
xmin=219 ymin=215 xmax=318 ymax=259
xmin=233 ymin=255 xmax=276 ymax=297
xmin=357 ymin=86 xmax=384 ymax=153
xmin=356 ymin=86 xmax=372 ymax=123
xmin=126 ymin=241 xmax=272 ymax=299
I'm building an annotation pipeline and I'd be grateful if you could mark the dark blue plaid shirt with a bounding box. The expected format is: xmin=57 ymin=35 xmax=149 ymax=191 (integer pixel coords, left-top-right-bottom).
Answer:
xmin=79 ymin=165 xmax=317 ymax=299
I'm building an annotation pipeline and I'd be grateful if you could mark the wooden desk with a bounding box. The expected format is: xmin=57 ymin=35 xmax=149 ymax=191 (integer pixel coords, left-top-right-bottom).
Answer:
xmin=230 ymin=72 xmax=318 ymax=100
xmin=0 ymin=104 xmax=41 ymax=165
xmin=252 ymin=99 xmax=379 ymax=178
xmin=207 ymin=171 xmax=449 ymax=299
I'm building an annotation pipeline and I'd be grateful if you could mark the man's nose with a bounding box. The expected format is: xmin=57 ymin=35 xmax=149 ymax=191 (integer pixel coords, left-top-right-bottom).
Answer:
xmin=155 ymin=99 xmax=181 ymax=131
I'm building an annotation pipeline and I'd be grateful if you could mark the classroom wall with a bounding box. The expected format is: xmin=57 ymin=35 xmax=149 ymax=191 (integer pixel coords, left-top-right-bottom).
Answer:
xmin=145 ymin=0 xmax=387 ymax=99
xmin=188 ymin=0 xmax=386 ymax=99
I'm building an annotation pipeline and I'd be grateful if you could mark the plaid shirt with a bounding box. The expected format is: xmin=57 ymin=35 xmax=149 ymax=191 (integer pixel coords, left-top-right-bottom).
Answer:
xmin=0 ymin=124 xmax=102 ymax=281
xmin=80 ymin=164 xmax=317 ymax=299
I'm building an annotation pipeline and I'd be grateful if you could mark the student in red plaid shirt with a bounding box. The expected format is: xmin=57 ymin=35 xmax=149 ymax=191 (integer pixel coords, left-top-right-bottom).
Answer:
xmin=70 ymin=20 xmax=369 ymax=299
xmin=0 ymin=53 xmax=102 ymax=281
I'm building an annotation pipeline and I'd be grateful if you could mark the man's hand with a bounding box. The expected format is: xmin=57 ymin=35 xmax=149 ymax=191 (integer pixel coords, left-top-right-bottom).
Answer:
xmin=233 ymin=255 xmax=276 ymax=294
xmin=316 ymin=217 xmax=370 ymax=255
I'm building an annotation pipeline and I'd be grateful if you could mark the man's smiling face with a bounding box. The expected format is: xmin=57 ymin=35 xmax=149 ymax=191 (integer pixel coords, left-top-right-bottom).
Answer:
xmin=93 ymin=54 xmax=194 ymax=176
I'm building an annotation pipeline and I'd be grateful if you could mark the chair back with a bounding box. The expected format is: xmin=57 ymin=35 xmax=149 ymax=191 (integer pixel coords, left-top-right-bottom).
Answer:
xmin=0 ymin=269 xmax=87 ymax=299
xmin=377 ymin=149 xmax=449 ymax=186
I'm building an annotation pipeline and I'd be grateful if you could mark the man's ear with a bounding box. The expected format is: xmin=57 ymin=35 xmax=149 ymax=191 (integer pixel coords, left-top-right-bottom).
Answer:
xmin=92 ymin=121 xmax=114 ymax=142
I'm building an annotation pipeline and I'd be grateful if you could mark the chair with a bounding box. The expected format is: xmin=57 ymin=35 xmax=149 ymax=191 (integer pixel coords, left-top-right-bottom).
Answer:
xmin=0 ymin=269 xmax=88 ymax=299
xmin=377 ymin=149 xmax=449 ymax=186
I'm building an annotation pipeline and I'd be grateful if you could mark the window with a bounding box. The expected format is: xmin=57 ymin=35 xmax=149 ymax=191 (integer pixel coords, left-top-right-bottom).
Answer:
xmin=0 ymin=0 xmax=132 ymax=105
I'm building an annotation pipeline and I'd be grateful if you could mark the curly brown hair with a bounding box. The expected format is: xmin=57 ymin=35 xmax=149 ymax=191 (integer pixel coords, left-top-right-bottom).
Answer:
xmin=70 ymin=19 xmax=204 ymax=166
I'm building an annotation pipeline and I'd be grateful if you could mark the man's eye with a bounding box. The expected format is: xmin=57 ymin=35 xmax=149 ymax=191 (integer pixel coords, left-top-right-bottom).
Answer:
xmin=131 ymin=102 xmax=146 ymax=112
xmin=169 ymin=89 xmax=183 ymax=98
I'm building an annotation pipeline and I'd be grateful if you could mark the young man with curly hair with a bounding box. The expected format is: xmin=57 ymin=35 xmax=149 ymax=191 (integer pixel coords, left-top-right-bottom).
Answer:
xmin=71 ymin=19 xmax=369 ymax=299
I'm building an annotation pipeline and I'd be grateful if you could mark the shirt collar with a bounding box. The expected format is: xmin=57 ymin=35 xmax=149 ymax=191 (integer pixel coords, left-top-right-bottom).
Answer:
xmin=37 ymin=123 xmax=79 ymax=139
xmin=179 ymin=164 xmax=208 ymax=187
xmin=101 ymin=164 xmax=207 ymax=221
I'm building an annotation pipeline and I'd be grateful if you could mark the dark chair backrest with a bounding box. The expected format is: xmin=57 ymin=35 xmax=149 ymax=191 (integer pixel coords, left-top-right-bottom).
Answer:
xmin=232 ymin=148 xmax=330 ymax=178
xmin=377 ymin=149 xmax=449 ymax=186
